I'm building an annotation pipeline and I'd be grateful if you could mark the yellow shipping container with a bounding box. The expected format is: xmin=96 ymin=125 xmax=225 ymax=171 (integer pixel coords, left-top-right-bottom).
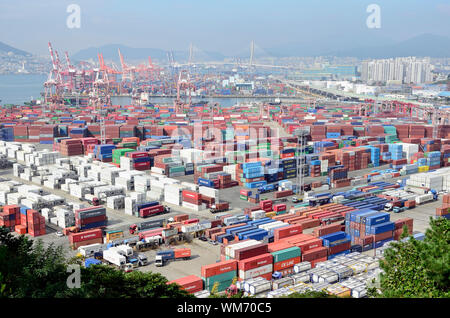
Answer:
xmin=265 ymin=211 xmax=276 ymax=218
xmin=106 ymin=230 xmax=124 ymax=242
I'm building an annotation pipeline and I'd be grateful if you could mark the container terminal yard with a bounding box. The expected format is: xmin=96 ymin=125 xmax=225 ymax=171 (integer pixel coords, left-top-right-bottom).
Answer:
xmin=0 ymin=33 xmax=449 ymax=298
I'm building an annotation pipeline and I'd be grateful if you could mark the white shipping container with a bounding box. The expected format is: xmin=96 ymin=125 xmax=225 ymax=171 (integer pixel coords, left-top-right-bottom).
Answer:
xmin=238 ymin=264 xmax=273 ymax=280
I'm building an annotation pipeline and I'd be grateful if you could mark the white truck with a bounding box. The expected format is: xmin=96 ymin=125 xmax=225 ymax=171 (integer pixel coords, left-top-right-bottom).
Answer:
xmin=115 ymin=244 xmax=134 ymax=257
xmin=102 ymin=247 xmax=127 ymax=269
xmin=78 ymin=243 xmax=104 ymax=258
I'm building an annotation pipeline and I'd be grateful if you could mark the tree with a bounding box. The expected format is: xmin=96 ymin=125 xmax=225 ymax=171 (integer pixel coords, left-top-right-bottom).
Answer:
xmin=369 ymin=217 xmax=450 ymax=298
xmin=0 ymin=227 xmax=192 ymax=298
xmin=286 ymin=291 xmax=339 ymax=298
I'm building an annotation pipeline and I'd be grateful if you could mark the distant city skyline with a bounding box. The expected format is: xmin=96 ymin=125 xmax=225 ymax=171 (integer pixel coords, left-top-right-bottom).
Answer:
xmin=1 ymin=0 xmax=450 ymax=56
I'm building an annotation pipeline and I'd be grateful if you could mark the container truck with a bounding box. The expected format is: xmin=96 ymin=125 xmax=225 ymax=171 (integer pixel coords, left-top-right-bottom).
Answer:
xmin=78 ymin=243 xmax=104 ymax=258
xmin=155 ymin=248 xmax=191 ymax=267
xmin=115 ymin=244 xmax=133 ymax=257
xmin=257 ymin=184 xmax=276 ymax=194
xmin=135 ymin=235 xmax=163 ymax=251
xmin=102 ymin=248 xmax=126 ymax=269
xmin=129 ymin=219 xmax=166 ymax=234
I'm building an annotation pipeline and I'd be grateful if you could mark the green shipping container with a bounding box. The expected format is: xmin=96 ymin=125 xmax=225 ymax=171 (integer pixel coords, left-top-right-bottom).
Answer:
xmin=204 ymin=279 xmax=234 ymax=292
xmin=240 ymin=195 xmax=248 ymax=200
xmin=271 ymin=246 xmax=301 ymax=263
xmin=203 ymin=270 xmax=237 ymax=287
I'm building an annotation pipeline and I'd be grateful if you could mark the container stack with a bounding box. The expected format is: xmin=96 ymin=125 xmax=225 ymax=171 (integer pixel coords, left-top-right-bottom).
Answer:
xmin=182 ymin=189 xmax=204 ymax=211
xmin=13 ymin=126 xmax=28 ymax=143
xmin=435 ymin=194 xmax=450 ymax=219
xmin=93 ymin=144 xmax=116 ymax=162
xmin=393 ymin=218 xmax=414 ymax=240
xmin=27 ymin=209 xmax=46 ymax=237
xmin=427 ymin=151 xmax=442 ymax=170
xmin=346 ymin=209 xmax=394 ymax=251
xmin=388 ymin=144 xmax=403 ymax=160
xmin=124 ymin=151 xmax=151 ymax=171
xmin=309 ymin=160 xmax=321 ymax=177
xmin=0 ymin=205 xmax=21 ymax=232
xmin=167 ymin=275 xmax=204 ymax=294
xmin=240 ymin=189 xmax=251 ymax=201
xmin=40 ymin=125 xmax=58 ymax=144
xmin=238 ymin=253 xmax=273 ymax=281
xmin=239 ymin=162 xmax=266 ymax=189
xmin=112 ymin=148 xmax=134 ymax=165
xmin=68 ymin=228 xmax=103 ymax=250
xmin=60 ymin=139 xmax=84 ymax=156
xmin=320 ymin=231 xmax=351 ymax=259
xmin=271 ymin=246 xmax=301 ymax=276
xmin=201 ymin=260 xmax=238 ymax=292
xmin=74 ymin=206 xmax=107 ymax=231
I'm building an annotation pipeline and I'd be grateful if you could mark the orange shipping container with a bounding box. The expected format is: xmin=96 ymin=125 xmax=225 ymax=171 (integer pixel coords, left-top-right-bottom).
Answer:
xmin=273 ymin=256 xmax=301 ymax=272
xmin=174 ymin=248 xmax=191 ymax=259
xmin=167 ymin=275 xmax=203 ymax=294
xmin=201 ymin=259 xmax=237 ymax=278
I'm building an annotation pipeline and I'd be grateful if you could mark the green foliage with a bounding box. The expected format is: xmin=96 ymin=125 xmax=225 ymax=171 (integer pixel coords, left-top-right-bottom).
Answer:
xmin=373 ymin=217 xmax=450 ymax=298
xmin=0 ymin=227 xmax=192 ymax=298
xmin=286 ymin=290 xmax=338 ymax=298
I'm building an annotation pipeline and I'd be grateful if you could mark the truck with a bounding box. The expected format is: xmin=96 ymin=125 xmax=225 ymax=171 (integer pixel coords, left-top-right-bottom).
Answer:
xmin=384 ymin=199 xmax=408 ymax=212
xmin=415 ymin=190 xmax=438 ymax=205
xmin=135 ymin=235 xmax=163 ymax=251
xmin=155 ymin=248 xmax=191 ymax=267
xmin=129 ymin=218 xmax=167 ymax=235
xmin=210 ymin=202 xmax=230 ymax=213
xmin=115 ymin=244 xmax=133 ymax=258
xmin=102 ymin=248 xmax=126 ymax=269
xmin=139 ymin=205 xmax=171 ymax=218
xmin=78 ymin=243 xmax=104 ymax=258
xmin=308 ymin=193 xmax=333 ymax=207
xmin=257 ymin=184 xmax=276 ymax=194
xmin=84 ymin=193 xmax=106 ymax=206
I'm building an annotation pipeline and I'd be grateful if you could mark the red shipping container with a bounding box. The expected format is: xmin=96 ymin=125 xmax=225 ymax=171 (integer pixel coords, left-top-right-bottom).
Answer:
xmin=301 ymin=246 xmax=328 ymax=262
xmin=69 ymin=229 xmax=102 ymax=244
xmin=173 ymin=214 xmax=189 ymax=222
xmin=327 ymin=241 xmax=351 ymax=255
xmin=273 ymin=204 xmax=287 ymax=212
xmin=274 ymin=224 xmax=303 ymax=241
xmin=70 ymin=237 xmax=103 ymax=250
xmin=174 ymin=248 xmax=191 ymax=259
xmin=310 ymin=257 xmax=328 ymax=268
xmin=210 ymin=219 xmax=222 ymax=228
xmin=273 ymin=256 xmax=301 ymax=272
xmin=139 ymin=205 xmax=164 ymax=217
xmin=183 ymin=218 xmax=199 ymax=225
xmin=182 ymin=190 xmax=201 ymax=201
xmin=374 ymin=231 xmax=393 ymax=242
xmin=167 ymin=275 xmax=203 ymax=294
xmin=268 ymin=241 xmax=294 ymax=253
xmin=294 ymin=238 xmax=323 ymax=253
xmin=201 ymin=260 xmax=237 ymax=278
xmin=234 ymin=243 xmax=269 ymax=261
xmin=312 ymin=223 xmax=341 ymax=237
xmin=76 ymin=214 xmax=107 ymax=226
xmin=238 ymin=253 xmax=273 ymax=271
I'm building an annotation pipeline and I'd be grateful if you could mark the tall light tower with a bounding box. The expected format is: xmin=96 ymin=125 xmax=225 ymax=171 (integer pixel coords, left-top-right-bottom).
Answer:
xmin=249 ymin=40 xmax=255 ymax=68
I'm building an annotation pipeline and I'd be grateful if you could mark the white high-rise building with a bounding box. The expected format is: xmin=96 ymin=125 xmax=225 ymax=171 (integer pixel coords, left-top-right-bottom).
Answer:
xmin=361 ymin=57 xmax=433 ymax=84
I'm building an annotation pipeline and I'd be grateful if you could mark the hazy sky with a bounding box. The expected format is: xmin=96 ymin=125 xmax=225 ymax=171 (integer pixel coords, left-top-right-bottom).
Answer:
xmin=1 ymin=0 xmax=450 ymax=56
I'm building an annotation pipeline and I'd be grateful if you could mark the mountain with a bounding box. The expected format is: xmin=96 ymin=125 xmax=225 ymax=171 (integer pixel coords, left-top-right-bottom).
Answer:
xmin=327 ymin=34 xmax=450 ymax=58
xmin=72 ymin=44 xmax=225 ymax=64
xmin=265 ymin=34 xmax=450 ymax=58
xmin=0 ymin=41 xmax=31 ymax=56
